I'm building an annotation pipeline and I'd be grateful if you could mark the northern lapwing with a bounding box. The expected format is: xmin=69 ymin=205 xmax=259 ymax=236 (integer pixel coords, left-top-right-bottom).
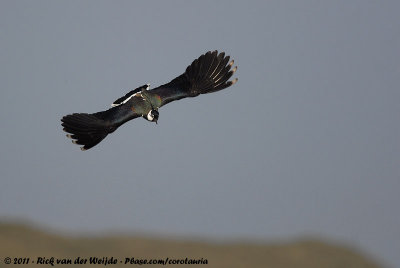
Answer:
xmin=61 ymin=51 xmax=238 ymax=150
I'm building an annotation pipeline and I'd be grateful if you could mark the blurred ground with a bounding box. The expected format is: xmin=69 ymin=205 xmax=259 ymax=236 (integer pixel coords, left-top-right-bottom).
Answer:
xmin=0 ymin=222 xmax=383 ymax=268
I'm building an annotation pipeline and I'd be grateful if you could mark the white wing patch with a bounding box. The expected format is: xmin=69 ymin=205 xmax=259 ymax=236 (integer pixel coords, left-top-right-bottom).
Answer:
xmin=111 ymin=92 xmax=139 ymax=107
xmin=111 ymin=84 xmax=151 ymax=107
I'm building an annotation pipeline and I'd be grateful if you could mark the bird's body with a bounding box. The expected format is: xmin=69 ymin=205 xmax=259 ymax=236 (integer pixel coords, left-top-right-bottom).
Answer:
xmin=61 ymin=50 xmax=238 ymax=150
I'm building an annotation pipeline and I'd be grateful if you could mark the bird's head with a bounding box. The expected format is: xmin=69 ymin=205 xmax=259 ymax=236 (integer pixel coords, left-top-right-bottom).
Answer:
xmin=146 ymin=109 xmax=159 ymax=124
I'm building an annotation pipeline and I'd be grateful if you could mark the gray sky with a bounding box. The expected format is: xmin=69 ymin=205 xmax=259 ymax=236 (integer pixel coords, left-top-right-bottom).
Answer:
xmin=1 ymin=1 xmax=399 ymax=267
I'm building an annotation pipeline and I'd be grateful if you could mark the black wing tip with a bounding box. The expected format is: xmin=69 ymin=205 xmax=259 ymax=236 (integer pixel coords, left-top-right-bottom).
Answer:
xmin=61 ymin=113 xmax=109 ymax=151
xmin=188 ymin=50 xmax=238 ymax=93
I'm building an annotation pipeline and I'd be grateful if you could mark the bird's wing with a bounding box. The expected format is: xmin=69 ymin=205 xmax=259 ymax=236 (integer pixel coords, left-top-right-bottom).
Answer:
xmin=62 ymin=99 xmax=143 ymax=150
xmin=111 ymin=84 xmax=149 ymax=107
xmin=150 ymin=50 xmax=238 ymax=108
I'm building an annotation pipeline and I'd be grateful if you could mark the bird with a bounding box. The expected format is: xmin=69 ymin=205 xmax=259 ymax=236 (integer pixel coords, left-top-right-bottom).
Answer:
xmin=61 ymin=50 xmax=238 ymax=150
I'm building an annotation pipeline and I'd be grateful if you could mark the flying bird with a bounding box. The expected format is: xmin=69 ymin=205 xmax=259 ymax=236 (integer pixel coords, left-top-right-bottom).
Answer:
xmin=61 ymin=50 xmax=238 ymax=150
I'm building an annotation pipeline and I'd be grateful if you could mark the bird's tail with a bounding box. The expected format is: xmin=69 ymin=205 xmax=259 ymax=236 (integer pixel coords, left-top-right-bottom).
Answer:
xmin=61 ymin=113 xmax=113 ymax=151
xmin=184 ymin=50 xmax=238 ymax=96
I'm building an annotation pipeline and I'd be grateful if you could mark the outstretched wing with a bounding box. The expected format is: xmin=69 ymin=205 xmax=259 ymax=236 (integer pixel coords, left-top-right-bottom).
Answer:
xmin=111 ymin=84 xmax=150 ymax=107
xmin=150 ymin=50 xmax=238 ymax=108
xmin=62 ymin=99 xmax=143 ymax=150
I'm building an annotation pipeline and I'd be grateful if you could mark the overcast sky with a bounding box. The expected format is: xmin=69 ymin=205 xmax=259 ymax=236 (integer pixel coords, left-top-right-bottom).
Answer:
xmin=1 ymin=1 xmax=399 ymax=267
